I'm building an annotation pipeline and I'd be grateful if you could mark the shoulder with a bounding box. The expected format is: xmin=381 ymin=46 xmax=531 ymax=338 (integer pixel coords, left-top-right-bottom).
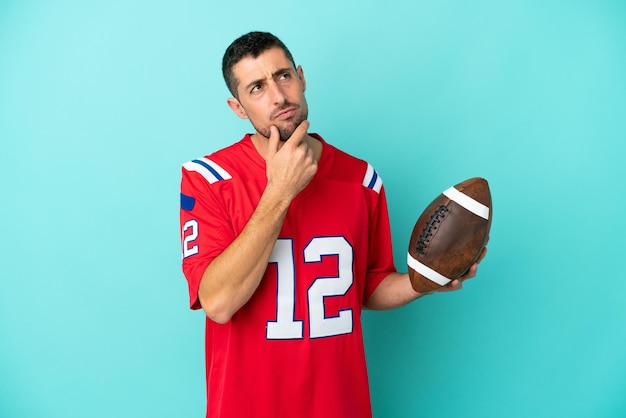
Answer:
xmin=318 ymin=135 xmax=383 ymax=194
xmin=181 ymin=135 xmax=261 ymax=186
xmin=182 ymin=156 xmax=233 ymax=185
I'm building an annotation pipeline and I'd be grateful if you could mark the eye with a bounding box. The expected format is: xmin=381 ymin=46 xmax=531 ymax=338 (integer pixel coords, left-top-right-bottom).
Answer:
xmin=250 ymin=83 xmax=262 ymax=94
xmin=278 ymin=72 xmax=291 ymax=81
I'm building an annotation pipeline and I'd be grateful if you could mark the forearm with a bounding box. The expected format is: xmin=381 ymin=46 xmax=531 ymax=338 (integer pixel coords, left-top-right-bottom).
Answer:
xmin=363 ymin=272 xmax=426 ymax=310
xmin=198 ymin=187 xmax=291 ymax=323
xmin=364 ymin=254 xmax=485 ymax=310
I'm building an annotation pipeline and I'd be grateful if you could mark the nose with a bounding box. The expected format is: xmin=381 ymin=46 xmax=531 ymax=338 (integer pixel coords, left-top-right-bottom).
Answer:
xmin=268 ymin=81 xmax=287 ymax=105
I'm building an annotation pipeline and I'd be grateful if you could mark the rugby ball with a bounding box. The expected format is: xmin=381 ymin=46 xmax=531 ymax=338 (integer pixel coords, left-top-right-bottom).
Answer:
xmin=408 ymin=177 xmax=492 ymax=293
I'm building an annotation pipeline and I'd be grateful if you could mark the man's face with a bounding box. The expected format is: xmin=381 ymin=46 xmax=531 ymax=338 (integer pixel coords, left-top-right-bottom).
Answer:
xmin=228 ymin=47 xmax=308 ymax=141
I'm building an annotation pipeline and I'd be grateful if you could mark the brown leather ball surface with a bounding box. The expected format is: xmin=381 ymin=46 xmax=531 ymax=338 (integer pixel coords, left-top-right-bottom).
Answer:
xmin=408 ymin=177 xmax=492 ymax=293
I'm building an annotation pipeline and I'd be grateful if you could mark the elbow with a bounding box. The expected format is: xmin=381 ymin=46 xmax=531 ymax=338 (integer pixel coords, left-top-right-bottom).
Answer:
xmin=199 ymin=296 xmax=235 ymax=324
xmin=205 ymin=310 xmax=232 ymax=325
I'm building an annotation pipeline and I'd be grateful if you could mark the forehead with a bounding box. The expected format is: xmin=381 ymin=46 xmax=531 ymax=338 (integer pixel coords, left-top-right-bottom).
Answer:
xmin=232 ymin=47 xmax=295 ymax=85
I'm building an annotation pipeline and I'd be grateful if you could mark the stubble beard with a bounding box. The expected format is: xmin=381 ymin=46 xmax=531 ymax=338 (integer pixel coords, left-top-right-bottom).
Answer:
xmin=254 ymin=104 xmax=308 ymax=142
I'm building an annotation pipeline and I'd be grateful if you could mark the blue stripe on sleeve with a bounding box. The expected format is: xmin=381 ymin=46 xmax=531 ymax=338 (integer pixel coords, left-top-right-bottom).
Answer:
xmin=367 ymin=170 xmax=378 ymax=190
xmin=192 ymin=159 xmax=224 ymax=181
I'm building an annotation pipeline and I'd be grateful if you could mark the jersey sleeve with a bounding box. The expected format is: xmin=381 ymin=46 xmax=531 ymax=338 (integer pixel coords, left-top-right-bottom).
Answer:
xmin=362 ymin=165 xmax=397 ymax=301
xmin=179 ymin=159 xmax=235 ymax=310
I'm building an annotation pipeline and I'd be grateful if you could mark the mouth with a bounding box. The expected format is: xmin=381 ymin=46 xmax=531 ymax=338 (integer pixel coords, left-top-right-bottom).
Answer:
xmin=273 ymin=106 xmax=298 ymax=121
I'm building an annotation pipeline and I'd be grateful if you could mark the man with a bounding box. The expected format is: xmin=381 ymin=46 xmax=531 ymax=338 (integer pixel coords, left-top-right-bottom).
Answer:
xmin=179 ymin=31 xmax=485 ymax=418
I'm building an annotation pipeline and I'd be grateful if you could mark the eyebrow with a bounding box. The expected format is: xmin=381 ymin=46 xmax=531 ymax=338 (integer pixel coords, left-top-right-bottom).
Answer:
xmin=243 ymin=67 xmax=294 ymax=92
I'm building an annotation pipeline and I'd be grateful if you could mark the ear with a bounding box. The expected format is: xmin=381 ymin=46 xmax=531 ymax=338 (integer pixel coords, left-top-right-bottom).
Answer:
xmin=296 ymin=65 xmax=306 ymax=92
xmin=227 ymin=98 xmax=248 ymax=119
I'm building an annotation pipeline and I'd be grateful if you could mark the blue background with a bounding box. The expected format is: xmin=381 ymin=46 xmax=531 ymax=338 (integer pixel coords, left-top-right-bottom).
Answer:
xmin=1 ymin=1 xmax=625 ymax=417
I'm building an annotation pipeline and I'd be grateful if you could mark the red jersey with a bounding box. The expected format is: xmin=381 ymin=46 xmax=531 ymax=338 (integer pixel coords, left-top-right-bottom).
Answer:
xmin=179 ymin=134 xmax=396 ymax=418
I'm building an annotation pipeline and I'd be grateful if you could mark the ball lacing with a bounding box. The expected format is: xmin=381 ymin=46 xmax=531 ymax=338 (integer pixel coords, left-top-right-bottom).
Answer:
xmin=416 ymin=205 xmax=449 ymax=254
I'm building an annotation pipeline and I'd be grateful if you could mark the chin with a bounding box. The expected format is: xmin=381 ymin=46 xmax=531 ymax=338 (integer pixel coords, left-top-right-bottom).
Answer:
xmin=255 ymin=114 xmax=307 ymax=141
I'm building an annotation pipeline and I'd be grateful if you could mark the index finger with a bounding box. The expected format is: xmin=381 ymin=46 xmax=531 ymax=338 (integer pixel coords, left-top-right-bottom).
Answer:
xmin=266 ymin=125 xmax=280 ymax=159
xmin=283 ymin=120 xmax=310 ymax=146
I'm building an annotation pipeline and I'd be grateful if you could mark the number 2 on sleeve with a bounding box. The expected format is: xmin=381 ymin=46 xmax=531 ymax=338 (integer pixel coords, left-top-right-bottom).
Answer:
xmin=182 ymin=219 xmax=199 ymax=258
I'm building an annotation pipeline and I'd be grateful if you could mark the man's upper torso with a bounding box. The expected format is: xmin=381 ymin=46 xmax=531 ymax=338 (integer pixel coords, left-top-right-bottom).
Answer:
xmin=180 ymin=134 xmax=396 ymax=417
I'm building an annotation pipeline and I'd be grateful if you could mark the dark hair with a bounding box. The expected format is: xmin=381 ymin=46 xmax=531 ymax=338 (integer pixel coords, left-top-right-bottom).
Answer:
xmin=222 ymin=31 xmax=296 ymax=98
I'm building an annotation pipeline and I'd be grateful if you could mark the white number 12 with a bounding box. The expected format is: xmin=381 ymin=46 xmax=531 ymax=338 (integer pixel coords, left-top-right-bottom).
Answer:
xmin=266 ymin=237 xmax=354 ymax=340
